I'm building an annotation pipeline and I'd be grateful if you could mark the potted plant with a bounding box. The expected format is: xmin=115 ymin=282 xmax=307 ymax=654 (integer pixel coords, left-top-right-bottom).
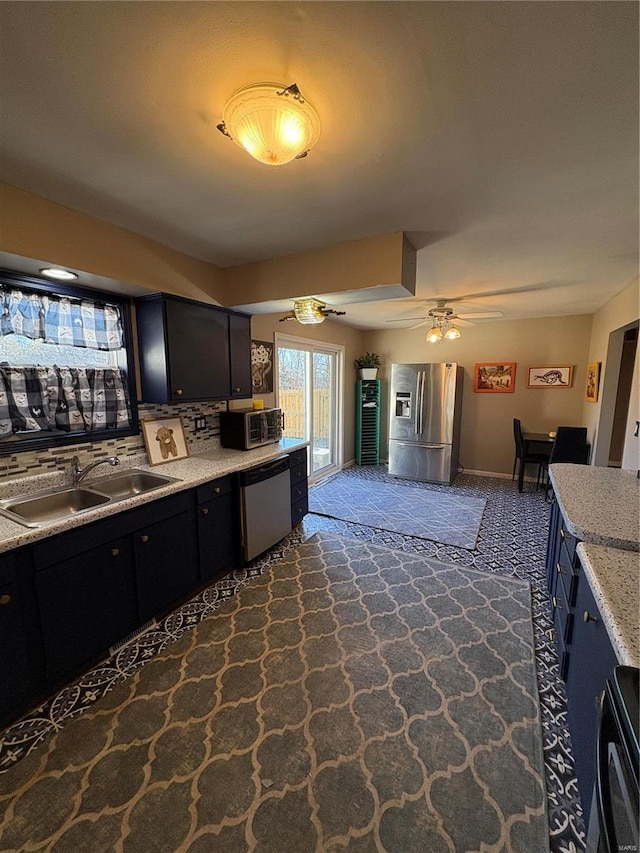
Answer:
xmin=355 ymin=352 xmax=381 ymax=379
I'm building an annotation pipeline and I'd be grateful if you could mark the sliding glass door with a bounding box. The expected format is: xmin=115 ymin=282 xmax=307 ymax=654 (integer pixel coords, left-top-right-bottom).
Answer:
xmin=276 ymin=334 xmax=343 ymax=481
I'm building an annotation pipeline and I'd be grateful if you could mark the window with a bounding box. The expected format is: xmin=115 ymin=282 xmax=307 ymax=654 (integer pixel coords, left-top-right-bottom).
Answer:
xmin=0 ymin=270 xmax=138 ymax=455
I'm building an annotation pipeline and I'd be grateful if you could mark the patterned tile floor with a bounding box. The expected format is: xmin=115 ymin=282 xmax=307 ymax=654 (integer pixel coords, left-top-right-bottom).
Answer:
xmin=0 ymin=467 xmax=585 ymax=852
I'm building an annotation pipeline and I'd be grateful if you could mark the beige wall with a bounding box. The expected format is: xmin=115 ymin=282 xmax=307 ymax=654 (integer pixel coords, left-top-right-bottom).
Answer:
xmin=580 ymin=278 xmax=639 ymax=466
xmin=242 ymin=314 xmax=366 ymax=465
xmin=219 ymin=232 xmax=414 ymax=307
xmin=0 ymin=184 xmax=226 ymax=304
xmin=363 ymin=314 xmax=593 ymax=475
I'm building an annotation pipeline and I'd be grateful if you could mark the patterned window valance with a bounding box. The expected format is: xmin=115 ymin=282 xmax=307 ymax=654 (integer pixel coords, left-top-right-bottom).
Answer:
xmin=0 ymin=288 xmax=123 ymax=351
xmin=0 ymin=364 xmax=131 ymax=436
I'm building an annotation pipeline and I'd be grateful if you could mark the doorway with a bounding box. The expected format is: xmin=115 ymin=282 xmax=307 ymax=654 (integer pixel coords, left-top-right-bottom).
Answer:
xmin=608 ymin=327 xmax=638 ymax=467
xmin=275 ymin=333 xmax=344 ymax=482
xmin=594 ymin=319 xmax=639 ymax=468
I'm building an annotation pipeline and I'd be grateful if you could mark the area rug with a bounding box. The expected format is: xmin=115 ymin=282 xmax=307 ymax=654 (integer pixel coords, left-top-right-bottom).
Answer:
xmin=0 ymin=532 xmax=548 ymax=853
xmin=309 ymin=475 xmax=487 ymax=549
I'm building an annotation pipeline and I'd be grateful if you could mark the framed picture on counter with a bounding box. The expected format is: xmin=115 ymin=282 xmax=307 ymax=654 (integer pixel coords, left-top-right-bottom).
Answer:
xmin=141 ymin=415 xmax=190 ymax=465
xmin=473 ymin=362 xmax=516 ymax=393
xmin=526 ymin=365 xmax=573 ymax=388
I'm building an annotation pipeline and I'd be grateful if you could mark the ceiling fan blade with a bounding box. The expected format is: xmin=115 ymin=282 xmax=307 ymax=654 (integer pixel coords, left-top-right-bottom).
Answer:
xmin=456 ymin=311 xmax=504 ymax=319
xmin=452 ymin=317 xmax=474 ymax=328
xmin=407 ymin=319 xmax=431 ymax=330
xmin=384 ymin=315 xmax=430 ymax=323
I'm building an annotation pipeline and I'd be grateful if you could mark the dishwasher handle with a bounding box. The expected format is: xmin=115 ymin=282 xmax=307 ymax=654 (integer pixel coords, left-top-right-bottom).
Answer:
xmin=238 ymin=456 xmax=290 ymax=487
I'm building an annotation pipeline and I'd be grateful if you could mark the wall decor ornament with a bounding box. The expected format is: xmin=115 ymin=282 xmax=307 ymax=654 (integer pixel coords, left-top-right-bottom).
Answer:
xmin=473 ymin=362 xmax=516 ymax=393
xmin=141 ymin=415 xmax=190 ymax=465
xmin=251 ymin=340 xmax=274 ymax=394
xmin=585 ymin=361 xmax=601 ymax=402
xmin=526 ymin=365 xmax=573 ymax=388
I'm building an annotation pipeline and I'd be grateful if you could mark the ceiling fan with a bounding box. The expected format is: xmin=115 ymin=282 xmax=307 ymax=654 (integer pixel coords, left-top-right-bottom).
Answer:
xmin=385 ymin=298 xmax=503 ymax=332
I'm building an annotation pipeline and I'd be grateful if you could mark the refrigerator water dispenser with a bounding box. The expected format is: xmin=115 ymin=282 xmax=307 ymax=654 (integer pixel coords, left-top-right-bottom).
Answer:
xmin=395 ymin=392 xmax=412 ymax=418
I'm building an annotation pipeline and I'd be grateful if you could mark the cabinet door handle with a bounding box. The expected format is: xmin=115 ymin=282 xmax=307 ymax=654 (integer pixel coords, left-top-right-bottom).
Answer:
xmin=583 ymin=610 xmax=598 ymax=623
xmin=560 ymin=528 xmax=567 ymax=539
xmin=201 ymin=507 xmax=209 ymax=515
xmin=214 ymin=487 xmax=221 ymax=494
xmin=552 ymin=596 xmax=561 ymax=610
xmin=0 ymin=593 xmax=11 ymax=605
xmin=111 ymin=548 xmax=120 ymax=557
xmin=140 ymin=534 xmax=149 ymax=543
xmin=175 ymin=389 xmax=183 ymax=396
xmin=556 ymin=562 xmax=564 ymax=574
xmin=234 ymin=386 xmax=241 ymax=393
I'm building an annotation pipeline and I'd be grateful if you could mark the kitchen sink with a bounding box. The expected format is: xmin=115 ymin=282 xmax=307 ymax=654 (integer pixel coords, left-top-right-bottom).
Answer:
xmin=0 ymin=469 xmax=182 ymax=528
xmin=91 ymin=469 xmax=178 ymax=499
xmin=0 ymin=487 xmax=111 ymax=527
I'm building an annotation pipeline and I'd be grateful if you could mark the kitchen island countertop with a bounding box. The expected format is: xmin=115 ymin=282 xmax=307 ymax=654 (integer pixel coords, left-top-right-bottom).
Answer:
xmin=0 ymin=438 xmax=309 ymax=554
xmin=548 ymin=463 xmax=639 ymax=550
xmin=577 ymin=542 xmax=640 ymax=668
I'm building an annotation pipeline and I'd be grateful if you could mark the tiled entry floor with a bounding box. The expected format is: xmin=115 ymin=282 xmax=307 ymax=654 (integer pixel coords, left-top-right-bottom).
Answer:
xmin=0 ymin=469 xmax=585 ymax=852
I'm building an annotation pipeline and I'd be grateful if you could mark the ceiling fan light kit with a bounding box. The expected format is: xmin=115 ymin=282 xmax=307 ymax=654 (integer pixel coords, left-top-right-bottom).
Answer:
xmin=217 ymin=83 xmax=320 ymax=166
xmin=279 ymin=297 xmax=346 ymax=325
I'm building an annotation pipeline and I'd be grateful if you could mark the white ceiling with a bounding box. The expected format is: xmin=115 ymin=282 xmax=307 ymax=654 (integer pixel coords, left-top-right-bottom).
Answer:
xmin=0 ymin=2 xmax=638 ymax=329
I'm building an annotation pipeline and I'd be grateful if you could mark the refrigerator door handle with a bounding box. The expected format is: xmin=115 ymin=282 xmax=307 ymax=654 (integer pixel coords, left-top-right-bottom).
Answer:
xmin=394 ymin=441 xmax=446 ymax=449
xmin=417 ymin=371 xmax=425 ymax=435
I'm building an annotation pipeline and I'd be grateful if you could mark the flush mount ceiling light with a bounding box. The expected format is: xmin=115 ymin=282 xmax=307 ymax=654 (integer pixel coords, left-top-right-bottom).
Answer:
xmin=39 ymin=267 xmax=78 ymax=281
xmin=279 ymin=297 xmax=346 ymax=325
xmin=217 ymin=82 xmax=320 ymax=166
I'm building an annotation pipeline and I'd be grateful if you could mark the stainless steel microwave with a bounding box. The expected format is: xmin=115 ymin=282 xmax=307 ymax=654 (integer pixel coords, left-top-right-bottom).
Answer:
xmin=219 ymin=408 xmax=283 ymax=450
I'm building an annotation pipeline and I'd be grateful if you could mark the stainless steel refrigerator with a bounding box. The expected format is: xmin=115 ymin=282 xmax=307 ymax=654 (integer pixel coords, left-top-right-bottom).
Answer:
xmin=388 ymin=362 xmax=464 ymax=484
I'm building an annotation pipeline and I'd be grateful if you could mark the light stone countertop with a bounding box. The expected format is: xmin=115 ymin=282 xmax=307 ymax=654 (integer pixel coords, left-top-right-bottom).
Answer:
xmin=0 ymin=438 xmax=309 ymax=555
xmin=577 ymin=542 xmax=640 ymax=669
xmin=548 ymin=463 xmax=640 ymax=551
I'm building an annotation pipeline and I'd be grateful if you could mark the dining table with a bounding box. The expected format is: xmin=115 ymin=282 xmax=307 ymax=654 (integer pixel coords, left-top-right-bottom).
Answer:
xmin=520 ymin=432 xmax=554 ymax=494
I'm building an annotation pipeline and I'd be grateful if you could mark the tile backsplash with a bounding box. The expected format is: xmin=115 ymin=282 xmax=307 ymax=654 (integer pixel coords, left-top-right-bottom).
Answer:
xmin=0 ymin=401 xmax=227 ymax=479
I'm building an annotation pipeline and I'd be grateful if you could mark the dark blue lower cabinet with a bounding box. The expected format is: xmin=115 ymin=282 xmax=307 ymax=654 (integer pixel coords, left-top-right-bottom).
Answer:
xmin=564 ymin=573 xmax=618 ymax=824
xmin=134 ymin=509 xmax=199 ymax=623
xmin=0 ymin=549 xmax=43 ymax=726
xmin=35 ymin=537 xmax=138 ymax=683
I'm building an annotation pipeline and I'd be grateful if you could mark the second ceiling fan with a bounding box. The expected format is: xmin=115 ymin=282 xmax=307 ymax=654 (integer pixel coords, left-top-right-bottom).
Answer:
xmin=385 ymin=298 xmax=503 ymax=341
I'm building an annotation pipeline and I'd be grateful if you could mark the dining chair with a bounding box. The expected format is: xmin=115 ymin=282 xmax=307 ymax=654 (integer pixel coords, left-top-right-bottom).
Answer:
xmin=545 ymin=426 xmax=589 ymax=499
xmin=512 ymin=418 xmax=550 ymax=492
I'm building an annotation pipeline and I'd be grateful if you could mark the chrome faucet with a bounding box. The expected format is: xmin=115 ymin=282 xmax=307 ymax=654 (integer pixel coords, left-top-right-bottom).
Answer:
xmin=70 ymin=455 xmax=120 ymax=486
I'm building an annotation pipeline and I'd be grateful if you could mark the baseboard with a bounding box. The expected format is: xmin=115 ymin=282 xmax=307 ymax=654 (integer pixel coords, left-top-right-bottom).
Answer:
xmin=462 ymin=468 xmax=538 ymax=482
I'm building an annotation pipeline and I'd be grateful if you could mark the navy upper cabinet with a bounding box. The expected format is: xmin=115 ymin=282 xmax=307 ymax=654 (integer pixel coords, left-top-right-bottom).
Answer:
xmin=229 ymin=312 xmax=252 ymax=399
xmin=136 ymin=293 xmax=251 ymax=403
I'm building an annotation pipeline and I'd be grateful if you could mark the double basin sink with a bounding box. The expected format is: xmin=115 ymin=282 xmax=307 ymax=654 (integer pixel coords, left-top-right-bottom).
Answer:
xmin=0 ymin=469 xmax=182 ymax=528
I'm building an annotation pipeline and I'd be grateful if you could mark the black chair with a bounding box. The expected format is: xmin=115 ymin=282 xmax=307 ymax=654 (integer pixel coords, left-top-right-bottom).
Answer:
xmin=513 ymin=418 xmax=549 ymax=492
xmin=545 ymin=426 xmax=589 ymax=499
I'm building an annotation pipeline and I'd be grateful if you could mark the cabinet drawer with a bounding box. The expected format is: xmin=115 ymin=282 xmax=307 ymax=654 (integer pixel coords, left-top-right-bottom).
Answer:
xmin=556 ymin=543 xmax=579 ymax=606
xmin=197 ymin=475 xmax=233 ymax=504
xmin=291 ymin=480 xmax=308 ymax=504
xmin=552 ymin=570 xmax=573 ymax=646
xmin=558 ymin=521 xmax=577 ymax=563
xmin=148 ymin=490 xmax=194 ymax=523
xmin=288 ymin=448 xmax=308 ymax=469
xmin=291 ymin=495 xmax=309 ymax=526
xmin=290 ymin=462 xmax=308 ymax=487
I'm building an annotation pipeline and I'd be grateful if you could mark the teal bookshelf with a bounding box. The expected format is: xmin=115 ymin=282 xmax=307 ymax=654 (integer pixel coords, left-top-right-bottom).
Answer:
xmin=356 ymin=379 xmax=381 ymax=465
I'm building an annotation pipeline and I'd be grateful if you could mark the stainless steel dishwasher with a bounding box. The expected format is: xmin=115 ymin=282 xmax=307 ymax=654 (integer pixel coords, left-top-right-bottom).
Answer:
xmin=238 ymin=456 xmax=292 ymax=561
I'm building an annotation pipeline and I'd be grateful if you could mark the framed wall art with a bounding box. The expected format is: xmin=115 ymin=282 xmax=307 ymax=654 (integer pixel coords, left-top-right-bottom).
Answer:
xmin=473 ymin=362 xmax=516 ymax=393
xmin=585 ymin=361 xmax=601 ymax=403
xmin=141 ymin=415 xmax=190 ymax=465
xmin=526 ymin=365 xmax=573 ymax=388
xmin=251 ymin=339 xmax=274 ymax=394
